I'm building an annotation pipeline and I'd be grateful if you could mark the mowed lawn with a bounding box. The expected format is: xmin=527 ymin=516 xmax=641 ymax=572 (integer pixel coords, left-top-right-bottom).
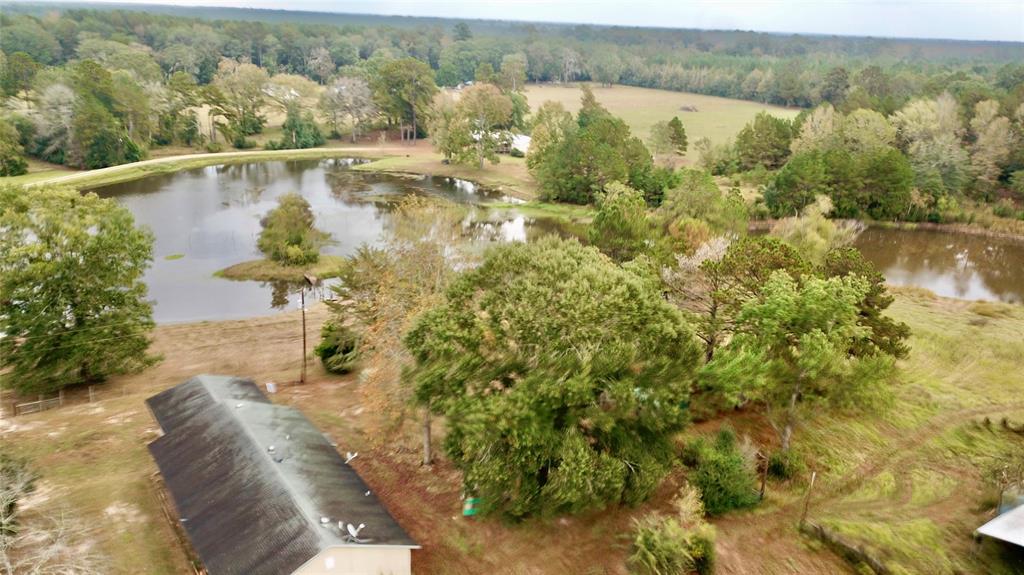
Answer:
xmin=524 ymin=83 xmax=800 ymax=161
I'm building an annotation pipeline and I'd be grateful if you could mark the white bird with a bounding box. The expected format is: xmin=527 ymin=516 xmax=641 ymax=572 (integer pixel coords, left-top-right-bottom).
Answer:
xmin=345 ymin=452 xmax=358 ymax=464
xmin=364 ymin=490 xmax=371 ymax=496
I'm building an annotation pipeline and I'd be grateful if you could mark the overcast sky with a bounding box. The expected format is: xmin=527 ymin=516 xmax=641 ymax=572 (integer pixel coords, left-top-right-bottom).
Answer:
xmin=21 ymin=0 xmax=1024 ymax=42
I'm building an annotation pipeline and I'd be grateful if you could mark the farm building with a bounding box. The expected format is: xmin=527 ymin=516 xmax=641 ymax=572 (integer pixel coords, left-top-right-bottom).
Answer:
xmin=977 ymin=489 xmax=1024 ymax=549
xmin=145 ymin=375 xmax=418 ymax=575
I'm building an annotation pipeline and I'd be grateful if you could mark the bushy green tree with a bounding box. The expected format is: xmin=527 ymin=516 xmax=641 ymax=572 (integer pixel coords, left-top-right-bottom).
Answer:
xmin=658 ymin=169 xmax=748 ymax=238
xmin=704 ymin=271 xmax=893 ymax=451
xmin=767 ymin=147 xmax=913 ymax=220
xmin=405 ymin=237 xmax=701 ymax=517
xmin=822 ymin=248 xmax=910 ymax=358
xmin=668 ymin=116 xmax=688 ymax=153
xmin=765 ymin=151 xmax=831 ymax=216
xmin=269 ymin=105 xmax=325 ymax=149
xmin=734 ymin=112 xmax=794 ymax=170
xmin=315 ymin=320 xmax=360 ymax=373
xmin=371 ymin=58 xmax=438 ymax=140
xmin=452 ymin=83 xmax=513 ymax=168
xmin=684 ymin=428 xmax=759 ymax=515
xmin=588 ymin=182 xmax=650 ymax=262
xmin=0 ymin=121 xmax=28 ymax=176
xmin=1 ymin=52 xmax=39 ymax=100
xmin=529 ymin=87 xmax=670 ymax=205
xmin=257 ymin=194 xmax=330 ymax=265
xmin=73 ymin=99 xmax=144 ymax=169
xmin=0 ymin=186 xmax=155 ymax=394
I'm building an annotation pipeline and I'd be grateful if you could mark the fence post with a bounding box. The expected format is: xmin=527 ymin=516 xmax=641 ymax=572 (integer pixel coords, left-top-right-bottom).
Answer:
xmin=800 ymin=471 xmax=817 ymax=528
xmin=89 ymin=386 xmax=95 ymax=403
xmin=59 ymin=389 xmax=64 ymax=407
xmin=759 ymin=455 xmax=769 ymax=501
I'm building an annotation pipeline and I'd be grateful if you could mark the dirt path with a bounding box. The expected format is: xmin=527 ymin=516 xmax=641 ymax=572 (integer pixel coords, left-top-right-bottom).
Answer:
xmin=26 ymin=146 xmax=414 ymax=188
xmin=713 ymin=401 xmax=1024 ymax=574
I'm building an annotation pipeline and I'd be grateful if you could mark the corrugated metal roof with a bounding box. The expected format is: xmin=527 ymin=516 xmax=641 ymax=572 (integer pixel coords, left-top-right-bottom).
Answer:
xmin=146 ymin=375 xmax=417 ymax=575
xmin=978 ymin=504 xmax=1024 ymax=548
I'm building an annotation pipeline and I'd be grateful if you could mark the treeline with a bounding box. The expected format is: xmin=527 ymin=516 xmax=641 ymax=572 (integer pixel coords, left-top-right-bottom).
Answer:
xmin=3 ymin=5 xmax=1024 ymax=219
xmin=693 ymin=92 xmax=1024 ymax=222
xmin=2 ymin=6 xmax=1023 ymax=107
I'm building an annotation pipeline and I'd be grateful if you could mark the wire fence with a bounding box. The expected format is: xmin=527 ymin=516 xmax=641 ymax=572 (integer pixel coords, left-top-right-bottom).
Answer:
xmin=5 ymin=384 xmax=130 ymax=417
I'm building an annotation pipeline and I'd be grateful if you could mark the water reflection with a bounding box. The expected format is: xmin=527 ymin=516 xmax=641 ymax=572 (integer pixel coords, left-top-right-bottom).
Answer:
xmin=853 ymin=228 xmax=1024 ymax=303
xmin=92 ymin=159 xmax=564 ymax=322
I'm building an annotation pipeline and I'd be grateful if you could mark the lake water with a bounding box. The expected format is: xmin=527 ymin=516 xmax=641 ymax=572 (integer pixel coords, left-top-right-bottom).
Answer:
xmin=852 ymin=227 xmax=1024 ymax=304
xmin=92 ymin=159 xmax=1024 ymax=323
xmin=93 ymin=159 xmax=564 ymax=323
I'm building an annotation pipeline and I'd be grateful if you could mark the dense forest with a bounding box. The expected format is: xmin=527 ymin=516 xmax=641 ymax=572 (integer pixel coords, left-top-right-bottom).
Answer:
xmin=2 ymin=3 xmax=1024 ymax=221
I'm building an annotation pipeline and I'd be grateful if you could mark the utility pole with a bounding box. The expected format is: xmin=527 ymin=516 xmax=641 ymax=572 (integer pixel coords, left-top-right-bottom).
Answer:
xmin=300 ymin=287 xmax=307 ymax=384
xmin=300 ymin=274 xmax=318 ymax=384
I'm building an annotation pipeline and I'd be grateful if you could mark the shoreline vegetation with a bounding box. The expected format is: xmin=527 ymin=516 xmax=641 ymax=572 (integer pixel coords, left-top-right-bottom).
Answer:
xmin=749 ymin=216 xmax=1024 ymax=242
xmin=214 ymin=255 xmax=346 ymax=282
xmin=11 ymin=146 xmax=1023 ymax=240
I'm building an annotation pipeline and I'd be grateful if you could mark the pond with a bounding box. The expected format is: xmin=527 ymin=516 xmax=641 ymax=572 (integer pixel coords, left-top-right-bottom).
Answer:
xmin=93 ymin=159 xmax=565 ymax=323
xmin=852 ymin=227 xmax=1024 ymax=304
xmin=92 ymin=159 xmax=1024 ymax=323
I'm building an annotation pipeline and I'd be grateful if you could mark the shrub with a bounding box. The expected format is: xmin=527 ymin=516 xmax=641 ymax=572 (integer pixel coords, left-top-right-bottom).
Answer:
xmin=315 ymin=321 xmax=360 ymax=373
xmin=767 ymin=449 xmax=806 ymax=480
xmin=232 ymin=134 xmax=255 ymax=149
xmin=509 ymin=147 xmax=525 ymax=158
xmin=629 ymin=485 xmax=717 ymax=575
xmin=257 ymin=193 xmax=330 ymax=265
xmin=629 ymin=514 xmax=695 ymax=575
xmin=685 ymin=427 xmax=760 ymax=515
xmin=992 ymin=198 xmax=1019 ymax=219
xmin=205 ymin=141 xmax=224 ymax=153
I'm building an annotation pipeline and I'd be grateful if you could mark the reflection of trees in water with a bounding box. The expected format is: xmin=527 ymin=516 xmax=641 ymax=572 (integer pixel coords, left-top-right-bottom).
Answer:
xmin=854 ymin=229 xmax=1024 ymax=302
xmin=327 ymin=170 xmax=374 ymax=201
xmin=269 ymin=281 xmax=293 ymax=309
xmin=239 ymin=185 xmax=265 ymax=205
xmin=267 ymin=281 xmax=332 ymax=310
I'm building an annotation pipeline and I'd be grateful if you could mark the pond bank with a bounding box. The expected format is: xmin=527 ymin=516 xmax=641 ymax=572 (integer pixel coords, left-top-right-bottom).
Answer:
xmin=11 ymin=142 xmax=542 ymax=202
xmin=749 ymin=218 xmax=1024 ymax=242
xmin=21 ymin=147 xmax=387 ymax=190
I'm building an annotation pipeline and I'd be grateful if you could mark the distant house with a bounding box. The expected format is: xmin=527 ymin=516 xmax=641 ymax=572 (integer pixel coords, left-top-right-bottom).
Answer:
xmin=146 ymin=375 xmax=418 ymax=575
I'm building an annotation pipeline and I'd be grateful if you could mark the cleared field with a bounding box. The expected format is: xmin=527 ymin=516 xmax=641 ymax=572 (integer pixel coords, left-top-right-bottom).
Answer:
xmin=4 ymin=292 xmax=1022 ymax=574
xmin=525 ymin=83 xmax=800 ymax=161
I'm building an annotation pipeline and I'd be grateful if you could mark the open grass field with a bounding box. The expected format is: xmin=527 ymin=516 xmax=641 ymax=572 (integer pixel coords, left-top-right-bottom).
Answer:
xmin=4 ymin=291 xmax=1022 ymax=574
xmin=524 ymin=83 xmax=801 ymax=161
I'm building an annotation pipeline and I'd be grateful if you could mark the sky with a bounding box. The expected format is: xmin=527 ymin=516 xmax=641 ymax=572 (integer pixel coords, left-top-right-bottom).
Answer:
xmin=20 ymin=0 xmax=1024 ymax=42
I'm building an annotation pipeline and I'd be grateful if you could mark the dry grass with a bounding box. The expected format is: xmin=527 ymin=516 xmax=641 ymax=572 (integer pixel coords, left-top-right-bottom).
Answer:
xmin=6 ymin=293 xmax=1021 ymax=574
xmin=215 ymin=255 xmax=346 ymax=282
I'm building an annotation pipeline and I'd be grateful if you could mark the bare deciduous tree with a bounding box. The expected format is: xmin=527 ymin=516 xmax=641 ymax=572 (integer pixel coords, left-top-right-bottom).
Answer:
xmin=1 ymin=459 xmax=104 ymax=575
xmin=319 ymin=77 xmax=377 ymax=142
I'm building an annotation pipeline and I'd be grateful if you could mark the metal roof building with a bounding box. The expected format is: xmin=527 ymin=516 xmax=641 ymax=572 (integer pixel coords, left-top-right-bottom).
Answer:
xmin=977 ymin=504 xmax=1024 ymax=549
xmin=146 ymin=375 xmax=418 ymax=575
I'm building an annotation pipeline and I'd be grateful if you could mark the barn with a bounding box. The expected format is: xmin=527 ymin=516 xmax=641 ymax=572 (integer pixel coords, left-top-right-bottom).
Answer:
xmin=146 ymin=375 xmax=418 ymax=575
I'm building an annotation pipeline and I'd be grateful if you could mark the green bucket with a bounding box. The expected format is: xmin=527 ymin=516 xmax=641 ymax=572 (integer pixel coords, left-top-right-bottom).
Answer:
xmin=462 ymin=497 xmax=480 ymax=516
